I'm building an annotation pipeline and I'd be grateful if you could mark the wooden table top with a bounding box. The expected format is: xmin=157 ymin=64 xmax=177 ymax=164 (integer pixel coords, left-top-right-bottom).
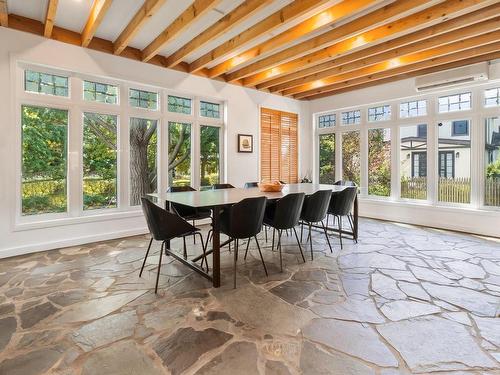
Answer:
xmin=148 ymin=184 xmax=352 ymax=208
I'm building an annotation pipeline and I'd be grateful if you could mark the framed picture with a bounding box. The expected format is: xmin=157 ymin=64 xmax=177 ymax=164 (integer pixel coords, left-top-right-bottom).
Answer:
xmin=238 ymin=134 xmax=253 ymax=153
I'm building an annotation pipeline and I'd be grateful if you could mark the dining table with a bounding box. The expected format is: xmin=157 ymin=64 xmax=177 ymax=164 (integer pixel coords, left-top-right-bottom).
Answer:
xmin=149 ymin=183 xmax=358 ymax=288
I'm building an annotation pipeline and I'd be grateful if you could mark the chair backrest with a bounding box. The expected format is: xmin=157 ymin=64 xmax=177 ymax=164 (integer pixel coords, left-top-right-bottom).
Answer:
xmin=334 ymin=180 xmax=357 ymax=187
xmin=212 ymin=183 xmax=235 ymax=190
xmin=226 ymin=196 xmax=267 ymax=239
xmin=167 ymin=186 xmax=197 ymax=218
xmin=244 ymin=182 xmax=259 ymax=188
xmin=328 ymin=187 xmax=357 ymax=216
xmin=301 ymin=190 xmax=332 ymax=223
xmin=273 ymin=193 xmax=305 ymax=230
xmin=141 ymin=198 xmax=196 ymax=241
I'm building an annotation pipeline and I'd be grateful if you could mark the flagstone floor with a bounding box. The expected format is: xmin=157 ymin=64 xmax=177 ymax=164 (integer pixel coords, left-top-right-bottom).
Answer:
xmin=0 ymin=218 xmax=499 ymax=375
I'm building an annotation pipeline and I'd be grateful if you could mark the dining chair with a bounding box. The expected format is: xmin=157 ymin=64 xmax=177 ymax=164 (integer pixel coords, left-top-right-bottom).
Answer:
xmin=328 ymin=187 xmax=357 ymax=249
xmin=331 ymin=180 xmax=357 ymax=236
xmin=212 ymin=183 xmax=235 ymax=189
xmin=255 ymin=193 xmax=305 ymax=271
xmin=140 ymin=198 xmax=207 ymax=293
xmin=300 ymin=190 xmax=333 ymax=259
xmin=218 ymin=196 xmax=268 ymax=288
xmin=244 ymin=182 xmax=259 ymax=188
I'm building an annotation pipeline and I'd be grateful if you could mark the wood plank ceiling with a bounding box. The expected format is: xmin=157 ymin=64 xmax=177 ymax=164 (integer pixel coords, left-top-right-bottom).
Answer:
xmin=1 ymin=0 xmax=499 ymax=100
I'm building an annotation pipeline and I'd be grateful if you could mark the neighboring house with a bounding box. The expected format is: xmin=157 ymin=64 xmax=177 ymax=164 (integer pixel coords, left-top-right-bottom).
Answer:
xmin=486 ymin=117 xmax=500 ymax=166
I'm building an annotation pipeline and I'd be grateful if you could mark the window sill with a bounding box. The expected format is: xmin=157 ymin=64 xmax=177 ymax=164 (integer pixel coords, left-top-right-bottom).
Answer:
xmin=14 ymin=209 xmax=144 ymax=232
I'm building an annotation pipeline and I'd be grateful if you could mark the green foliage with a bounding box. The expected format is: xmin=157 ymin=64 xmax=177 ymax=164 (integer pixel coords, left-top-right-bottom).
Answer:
xmin=319 ymin=134 xmax=335 ymax=184
xmin=342 ymin=131 xmax=360 ymax=186
xmin=487 ymin=156 xmax=500 ymax=178
xmin=168 ymin=122 xmax=191 ymax=186
xmin=368 ymin=129 xmax=391 ymax=196
xmin=200 ymin=126 xmax=220 ymax=186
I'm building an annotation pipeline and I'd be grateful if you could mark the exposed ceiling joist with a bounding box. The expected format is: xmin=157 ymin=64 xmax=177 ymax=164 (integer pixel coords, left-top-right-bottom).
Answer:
xmin=0 ymin=0 xmax=8 ymax=27
xmin=207 ymin=0 xmax=378 ymax=79
xmin=43 ymin=0 xmax=58 ymax=38
xmin=241 ymin=0 xmax=497 ymax=87
xmin=141 ymin=0 xmax=221 ymax=63
xmin=81 ymin=0 xmax=113 ymax=47
xmin=113 ymin=0 xmax=166 ymax=55
xmin=188 ymin=0 xmax=331 ymax=73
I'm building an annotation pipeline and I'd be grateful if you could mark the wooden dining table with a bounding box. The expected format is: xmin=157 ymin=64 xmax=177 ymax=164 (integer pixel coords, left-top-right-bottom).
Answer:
xmin=150 ymin=183 xmax=358 ymax=288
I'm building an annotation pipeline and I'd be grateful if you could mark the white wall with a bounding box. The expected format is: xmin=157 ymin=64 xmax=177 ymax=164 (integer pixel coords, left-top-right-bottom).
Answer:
xmin=0 ymin=27 xmax=312 ymax=257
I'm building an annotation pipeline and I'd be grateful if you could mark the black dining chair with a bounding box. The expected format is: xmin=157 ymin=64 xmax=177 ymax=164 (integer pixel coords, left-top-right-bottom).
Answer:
xmin=212 ymin=183 xmax=235 ymax=190
xmin=255 ymin=193 xmax=305 ymax=271
xmin=167 ymin=186 xmax=211 ymax=245
xmin=330 ymin=180 xmax=357 ymax=236
xmin=140 ymin=198 xmax=207 ymax=293
xmin=218 ymin=196 xmax=268 ymax=288
xmin=244 ymin=182 xmax=259 ymax=188
xmin=300 ymin=190 xmax=333 ymax=259
xmin=328 ymin=187 xmax=357 ymax=249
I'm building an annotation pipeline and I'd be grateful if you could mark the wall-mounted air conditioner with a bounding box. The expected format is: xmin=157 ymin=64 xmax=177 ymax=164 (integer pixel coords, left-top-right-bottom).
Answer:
xmin=415 ymin=62 xmax=489 ymax=92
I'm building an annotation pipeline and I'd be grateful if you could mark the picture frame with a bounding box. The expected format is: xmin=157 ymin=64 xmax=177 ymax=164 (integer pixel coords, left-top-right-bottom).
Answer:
xmin=238 ymin=134 xmax=253 ymax=153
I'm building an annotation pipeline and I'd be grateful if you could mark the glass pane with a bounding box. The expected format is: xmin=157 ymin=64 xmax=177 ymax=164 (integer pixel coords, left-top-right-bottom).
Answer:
xmin=368 ymin=105 xmax=391 ymax=122
xmin=168 ymin=121 xmax=191 ymax=187
xmin=438 ymin=120 xmax=471 ymax=203
xmin=368 ymin=128 xmax=391 ymax=196
xmin=318 ymin=114 xmax=335 ymax=128
xmin=129 ymin=89 xmax=158 ymax=110
xmin=342 ymin=131 xmax=360 ymax=186
xmin=485 ymin=117 xmax=500 ymax=207
xmin=341 ymin=110 xmax=360 ymax=125
xmin=485 ymin=88 xmax=500 ymax=107
xmin=438 ymin=92 xmax=471 ymax=113
xmin=83 ymin=113 xmax=117 ymax=210
xmin=200 ymin=101 xmax=220 ymax=118
xmin=200 ymin=125 xmax=220 ymax=187
xmin=21 ymin=106 xmax=68 ymax=215
xmin=129 ymin=118 xmax=158 ymax=206
xmin=25 ymin=70 xmax=68 ymax=97
xmin=400 ymin=124 xmax=427 ymax=199
xmin=84 ymin=80 xmax=118 ymax=104
xmin=168 ymin=95 xmax=191 ymax=114
xmin=319 ymin=134 xmax=335 ymax=184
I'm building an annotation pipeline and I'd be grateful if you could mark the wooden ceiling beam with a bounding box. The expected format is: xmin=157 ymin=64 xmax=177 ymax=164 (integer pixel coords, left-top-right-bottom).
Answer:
xmin=141 ymin=0 xmax=221 ymax=62
xmin=43 ymin=0 xmax=58 ymax=38
xmin=295 ymin=39 xmax=500 ymax=100
xmin=282 ymin=17 xmax=500 ymax=96
xmin=165 ymin=0 xmax=273 ymax=68
xmin=113 ymin=0 xmax=166 ymax=55
xmin=188 ymin=0 xmax=331 ymax=73
xmin=241 ymin=0 xmax=497 ymax=87
xmin=207 ymin=0 xmax=377 ymax=79
xmin=81 ymin=0 xmax=113 ymax=47
xmin=263 ymin=3 xmax=500 ymax=92
xmin=304 ymin=51 xmax=500 ymax=100
xmin=0 ymin=0 xmax=8 ymax=27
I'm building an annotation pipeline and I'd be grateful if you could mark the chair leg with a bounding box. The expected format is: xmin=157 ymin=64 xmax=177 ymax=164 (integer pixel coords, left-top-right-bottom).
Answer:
xmin=339 ymin=216 xmax=343 ymax=249
xmin=293 ymin=227 xmax=306 ymax=263
xmin=254 ymin=236 xmax=268 ymax=276
xmin=309 ymin=223 xmax=313 ymax=260
xmin=265 ymin=226 xmax=268 ymax=242
xmin=326 ymin=214 xmax=329 ymax=230
xmin=140 ymin=237 xmax=153 ymax=277
xmin=233 ymin=239 xmax=238 ymax=289
xmin=235 ymin=239 xmax=239 ymax=261
xmin=272 ymin=228 xmax=275 ymax=251
xmin=277 ymin=230 xmax=283 ymax=272
xmin=196 ymin=232 xmax=209 ymax=272
xmin=244 ymin=237 xmax=251 ymax=260
xmin=321 ymin=221 xmax=333 ymax=253
xmin=300 ymin=222 xmax=304 ymax=242
xmin=193 ymin=220 xmax=196 ymax=244
xmin=204 ymin=229 xmax=213 ymax=251
xmin=155 ymin=241 xmax=164 ymax=294
xmin=183 ymin=236 xmax=187 ymax=259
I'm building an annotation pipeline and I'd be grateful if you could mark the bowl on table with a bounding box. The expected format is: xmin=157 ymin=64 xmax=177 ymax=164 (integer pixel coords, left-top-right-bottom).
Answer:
xmin=258 ymin=181 xmax=284 ymax=192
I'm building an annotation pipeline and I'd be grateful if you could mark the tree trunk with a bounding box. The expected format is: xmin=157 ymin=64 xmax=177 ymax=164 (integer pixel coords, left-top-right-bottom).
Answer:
xmin=130 ymin=122 xmax=151 ymax=205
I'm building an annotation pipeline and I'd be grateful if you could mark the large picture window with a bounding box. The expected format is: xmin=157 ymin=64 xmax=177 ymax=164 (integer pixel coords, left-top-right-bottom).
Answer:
xmin=485 ymin=117 xmax=500 ymax=207
xmin=200 ymin=125 xmax=220 ymax=188
xmin=400 ymin=124 xmax=427 ymax=200
xmin=341 ymin=131 xmax=360 ymax=186
xmin=368 ymin=128 xmax=391 ymax=197
xmin=168 ymin=122 xmax=191 ymax=187
xmin=319 ymin=134 xmax=335 ymax=184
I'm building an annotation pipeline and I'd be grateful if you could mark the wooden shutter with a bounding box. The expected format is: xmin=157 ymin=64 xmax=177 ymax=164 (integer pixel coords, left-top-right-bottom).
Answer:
xmin=260 ymin=108 xmax=298 ymax=183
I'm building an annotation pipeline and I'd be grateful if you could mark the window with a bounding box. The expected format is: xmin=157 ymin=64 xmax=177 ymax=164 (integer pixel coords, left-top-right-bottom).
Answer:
xmin=319 ymin=134 xmax=335 ymax=184
xmin=485 ymin=117 xmax=500 ymax=207
xmin=452 ymin=120 xmax=469 ymax=136
xmin=438 ymin=120 xmax=471 ymax=204
xmin=368 ymin=105 xmax=391 ymax=122
xmin=485 ymin=88 xmax=500 ymax=107
xmin=200 ymin=125 xmax=220 ymax=188
xmin=260 ymin=108 xmax=298 ymax=183
xmin=129 ymin=118 xmax=158 ymax=206
xmin=168 ymin=95 xmax=191 ymax=114
xmin=200 ymin=101 xmax=220 ymax=118
xmin=400 ymin=124 xmax=427 ymax=200
xmin=21 ymin=105 xmax=68 ymax=215
xmin=129 ymin=89 xmax=158 ymax=110
xmin=400 ymin=100 xmax=427 ymax=118
xmin=25 ymin=70 xmax=68 ymax=97
xmin=341 ymin=110 xmax=361 ymax=125
xmin=168 ymin=122 xmax=191 ymax=187
xmin=368 ymin=128 xmax=391 ymax=196
xmin=318 ymin=114 xmax=335 ymax=128
xmin=84 ymin=80 xmax=118 ymax=104
xmin=341 ymin=131 xmax=360 ymax=186
xmin=438 ymin=92 xmax=471 ymax=113
xmin=83 ymin=113 xmax=118 ymax=210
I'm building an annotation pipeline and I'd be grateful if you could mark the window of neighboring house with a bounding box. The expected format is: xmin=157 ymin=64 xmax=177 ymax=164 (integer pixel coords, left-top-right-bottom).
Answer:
xmin=168 ymin=95 xmax=191 ymax=115
xmin=412 ymin=152 xmax=427 ymax=178
xmin=84 ymin=80 xmax=118 ymax=104
xmin=319 ymin=134 xmax=335 ymax=184
xmin=318 ymin=114 xmax=335 ymax=128
xmin=168 ymin=121 xmax=192 ymax=187
xmin=25 ymin=70 xmax=68 ymax=97
xmin=417 ymin=124 xmax=427 ymax=138
xmin=341 ymin=110 xmax=361 ymax=125
xmin=438 ymin=92 xmax=471 ymax=113
xmin=129 ymin=88 xmax=158 ymax=110
xmin=438 ymin=151 xmax=455 ymax=178
xmin=368 ymin=105 xmax=391 ymax=122
xmin=341 ymin=131 xmax=360 ymax=186
xmin=400 ymin=100 xmax=427 ymax=118
xmin=452 ymin=120 xmax=469 ymax=136
xmin=200 ymin=125 xmax=220 ymax=188
xmin=485 ymin=88 xmax=500 ymax=107
xmin=368 ymin=128 xmax=391 ymax=196
xmin=200 ymin=101 xmax=221 ymax=118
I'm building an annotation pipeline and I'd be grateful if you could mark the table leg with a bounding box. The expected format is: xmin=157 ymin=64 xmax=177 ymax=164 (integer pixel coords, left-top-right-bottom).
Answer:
xmin=212 ymin=206 xmax=221 ymax=288
xmin=353 ymin=194 xmax=359 ymax=241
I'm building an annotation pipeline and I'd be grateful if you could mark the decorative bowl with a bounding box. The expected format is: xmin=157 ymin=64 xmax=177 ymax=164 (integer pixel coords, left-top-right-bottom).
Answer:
xmin=258 ymin=181 xmax=284 ymax=192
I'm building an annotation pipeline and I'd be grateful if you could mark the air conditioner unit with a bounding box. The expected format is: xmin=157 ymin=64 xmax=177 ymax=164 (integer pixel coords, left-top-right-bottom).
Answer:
xmin=415 ymin=62 xmax=489 ymax=92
